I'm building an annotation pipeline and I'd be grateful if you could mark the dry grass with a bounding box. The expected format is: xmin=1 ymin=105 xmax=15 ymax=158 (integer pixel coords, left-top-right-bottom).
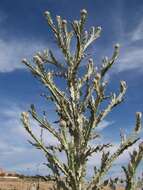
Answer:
xmin=0 ymin=178 xmax=53 ymax=190
xmin=0 ymin=178 xmax=126 ymax=190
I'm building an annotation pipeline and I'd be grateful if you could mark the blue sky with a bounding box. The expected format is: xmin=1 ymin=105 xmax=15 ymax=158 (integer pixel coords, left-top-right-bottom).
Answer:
xmin=0 ymin=0 xmax=143 ymax=177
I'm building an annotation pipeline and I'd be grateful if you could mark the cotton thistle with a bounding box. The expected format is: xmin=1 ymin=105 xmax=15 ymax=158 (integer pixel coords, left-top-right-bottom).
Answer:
xmin=21 ymin=9 xmax=143 ymax=190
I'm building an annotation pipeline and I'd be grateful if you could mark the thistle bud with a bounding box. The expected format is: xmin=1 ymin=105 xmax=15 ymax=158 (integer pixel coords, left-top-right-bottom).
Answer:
xmin=62 ymin=19 xmax=67 ymax=25
xmin=136 ymin=112 xmax=142 ymax=120
xmin=120 ymin=80 xmax=127 ymax=93
xmin=21 ymin=112 xmax=30 ymax=131
xmin=60 ymin=119 xmax=67 ymax=128
xmin=73 ymin=20 xmax=79 ymax=25
xmin=135 ymin=112 xmax=142 ymax=132
xmin=44 ymin=11 xmax=54 ymax=26
xmin=22 ymin=58 xmax=27 ymax=64
xmin=47 ymin=72 xmax=53 ymax=80
xmin=44 ymin=11 xmax=51 ymax=18
xmin=139 ymin=142 xmax=143 ymax=151
xmin=102 ymin=81 xmax=107 ymax=88
xmin=115 ymin=43 xmax=120 ymax=49
xmin=21 ymin=112 xmax=29 ymax=120
xmin=56 ymin=15 xmax=61 ymax=20
xmin=97 ymin=26 xmax=102 ymax=31
xmin=88 ymin=59 xmax=94 ymax=70
xmin=89 ymin=58 xmax=93 ymax=63
xmin=96 ymin=73 xmax=101 ymax=80
xmin=80 ymin=9 xmax=87 ymax=16
xmin=33 ymin=55 xmax=43 ymax=64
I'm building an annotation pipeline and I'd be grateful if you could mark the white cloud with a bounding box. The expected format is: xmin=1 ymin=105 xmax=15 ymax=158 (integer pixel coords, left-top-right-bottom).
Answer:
xmin=109 ymin=18 xmax=143 ymax=73
xmin=0 ymin=103 xmax=58 ymax=143
xmin=0 ymin=103 xmax=58 ymax=173
xmin=116 ymin=47 xmax=143 ymax=72
xmin=130 ymin=19 xmax=143 ymax=42
xmin=0 ymin=140 xmax=47 ymax=174
xmin=0 ymin=38 xmax=47 ymax=72
xmin=96 ymin=120 xmax=114 ymax=131
xmin=117 ymin=18 xmax=143 ymax=72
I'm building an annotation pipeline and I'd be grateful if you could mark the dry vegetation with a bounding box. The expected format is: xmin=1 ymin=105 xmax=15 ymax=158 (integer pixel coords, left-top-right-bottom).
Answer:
xmin=0 ymin=178 xmax=126 ymax=190
xmin=0 ymin=178 xmax=53 ymax=190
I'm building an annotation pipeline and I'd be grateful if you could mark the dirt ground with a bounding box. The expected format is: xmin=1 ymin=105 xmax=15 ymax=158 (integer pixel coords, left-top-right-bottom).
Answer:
xmin=0 ymin=178 xmax=125 ymax=190
xmin=0 ymin=178 xmax=53 ymax=190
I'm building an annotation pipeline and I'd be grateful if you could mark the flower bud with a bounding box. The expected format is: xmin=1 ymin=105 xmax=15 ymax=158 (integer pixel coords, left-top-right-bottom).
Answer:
xmin=62 ymin=19 xmax=67 ymax=25
xmin=97 ymin=26 xmax=102 ymax=31
xmin=56 ymin=15 xmax=61 ymax=20
xmin=96 ymin=73 xmax=101 ymax=80
xmin=33 ymin=55 xmax=43 ymax=64
xmin=136 ymin=112 xmax=142 ymax=120
xmin=89 ymin=58 xmax=93 ymax=63
xmin=120 ymin=80 xmax=127 ymax=93
xmin=44 ymin=11 xmax=50 ymax=17
xmin=60 ymin=119 xmax=67 ymax=128
xmin=139 ymin=142 xmax=143 ymax=151
xmin=80 ymin=9 xmax=87 ymax=15
xmin=21 ymin=112 xmax=29 ymax=129
xmin=135 ymin=112 xmax=142 ymax=132
xmin=22 ymin=58 xmax=27 ymax=64
xmin=73 ymin=20 xmax=79 ymax=25
xmin=115 ymin=43 xmax=120 ymax=49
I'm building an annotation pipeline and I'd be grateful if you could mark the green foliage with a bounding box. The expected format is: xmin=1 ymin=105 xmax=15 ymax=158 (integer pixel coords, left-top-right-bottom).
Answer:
xmin=21 ymin=9 xmax=143 ymax=190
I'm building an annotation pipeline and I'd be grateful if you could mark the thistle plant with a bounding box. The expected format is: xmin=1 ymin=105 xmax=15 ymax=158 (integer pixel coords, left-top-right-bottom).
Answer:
xmin=21 ymin=9 xmax=143 ymax=190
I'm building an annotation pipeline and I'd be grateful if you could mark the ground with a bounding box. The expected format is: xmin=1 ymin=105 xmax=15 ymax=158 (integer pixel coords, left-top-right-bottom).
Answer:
xmin=0 ymin=178 xmax=126 ymax=190
xmin=0 ymin=178 xmax=53 ymax=190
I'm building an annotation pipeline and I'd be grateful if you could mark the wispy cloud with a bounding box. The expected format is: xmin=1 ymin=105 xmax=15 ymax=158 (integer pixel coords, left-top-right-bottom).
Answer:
xmin=0 ymin=9 xmax=49 ymax=73
xmin=117 ymin=47 xmax=143 ymax=72
xmin=113 ymin=18 xmax=143 ymax=73
xmin=96 ymin=120 xmax=114 ymax=131
xmin=0 ymin=103 xmax=57 ymax=173
xmin=0 ymin=38 xmax=47 ymax=72
xmin=129 ymin=19 xmax=143 ymax=42
xmin=0 ymin=140 xmax=46 ymax=174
